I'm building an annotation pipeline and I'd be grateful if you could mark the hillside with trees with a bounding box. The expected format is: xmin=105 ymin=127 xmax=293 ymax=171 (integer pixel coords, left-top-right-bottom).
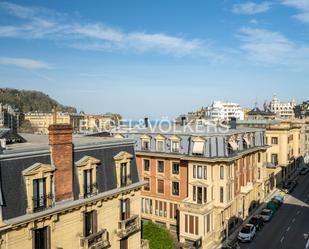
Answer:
xmin=0 ymin=88 xmax=76 ymax=113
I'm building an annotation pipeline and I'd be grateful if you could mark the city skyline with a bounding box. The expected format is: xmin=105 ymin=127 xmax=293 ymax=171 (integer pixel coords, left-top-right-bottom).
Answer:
xmin=0 ymin=1 xmax=309 ymax=118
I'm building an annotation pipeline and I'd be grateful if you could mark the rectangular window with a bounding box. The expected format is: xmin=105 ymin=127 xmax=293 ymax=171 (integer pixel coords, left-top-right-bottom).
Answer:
xmin=220 ymin=166 xmax=224 ymax=180
xmin=203 ymin=187 xmax=207 ymax=203
xmin=189 ymin=215 xmax=194 ymax=234
xmin=142 ymin=140 xmax=150 ymax=151
xmin=193 ymin=165 xmax=196 ymax=178
xmin=171 ymin=141 xmax=180 ymax=153
xmin=34 ymin=227 xmax=50 ymax=249
xmin=143 ymin=159 xmax=150 ymax=171
xmin=258 ymin=153 xmax=261 ymax=163
xmin=185 ymin=215 xmax=188 ymax=233
xmin=84 ymin=169 xmax=93 ymax=197
xmin=271 ymin=154 xmax=278 ymax=166
xmin=204 ymin=166 xmax=207 ymax=179
xmin=144 ymin=177 xmax=150 ymax=191
xmin=271 ymin=137 xmax=278 ymax=144
xmin=120 ymin=238 xmax=128 ymax=249
xmin=157 ymin=180 xmax=164 ymax=194
xmin=33 ymin=178 xmax=46 ymax=212
xmin=197 ymin=187 xmax=203 ymax=204
xmin=157 ymin=140 xmax=164 ymax=152
xmin=193 ymin=186 xmax=196 ymax=201
xmin=157 ymin=161 xmax=164 ymax=173
xmin=195 ymin=216 xmax=199 ymax=235
xmin=84 ymin=211 xmax=97 ymax=237
xmin=220 ymin=187 xmax=224 ymax=203
xmin=172 ymin=162 xmax=180 ymax=175
xmin=172 ymin=182 xmax=179 ymax=196
xmin=206 ymin=214 xmax=210 ymax=233
xmin=120 ymin=199 xmax=130 ymax=220
xmin=197 ymin=166 xmax=202 ymax=179
xmin=120 ymin=163 xmax=127 ymax=187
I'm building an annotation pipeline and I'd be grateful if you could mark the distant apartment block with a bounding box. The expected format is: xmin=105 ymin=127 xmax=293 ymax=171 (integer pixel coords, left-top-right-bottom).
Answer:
xmin=264 ymin=94 xmax=296 ymax=119
xmin=294 ymin=100 xmax=309 ymax=119
xmin=79 ymin=113 xmax=121 ymax=133
xmin=112 ymin=121 xmax=268 ymax=248
xmin=177 ymin=101 xmax=244 ymax=125
xmin=0 ymin=103 xmax=21 ymax=131
xmin=24 ymin=112 xmax=83 ymax=134
xmin=238 ymin=119 xmax=302 ymax=186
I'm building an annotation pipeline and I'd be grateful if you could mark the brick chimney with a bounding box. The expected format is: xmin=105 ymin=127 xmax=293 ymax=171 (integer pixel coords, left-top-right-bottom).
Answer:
xmin=48 ymin=124 xmax=73 ymax=202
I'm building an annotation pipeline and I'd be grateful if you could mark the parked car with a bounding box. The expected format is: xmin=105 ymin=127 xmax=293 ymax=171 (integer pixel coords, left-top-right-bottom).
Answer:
xmin=249 ymin=215 xmax=264 ymax=231
xmin=271 ymin=197 xmax=282 ymax=207
xmin=283 ymin=180 xmax=297 ymax=193
xmin=237 ymin=224 xmax=256 ymax=242
xmin=260 ymin=209 xmax=273 ymax=222
xmin=299 ymin=167 xmax=309 ymax=175
xmin=274 ymin=195 xmax=284 ymax=203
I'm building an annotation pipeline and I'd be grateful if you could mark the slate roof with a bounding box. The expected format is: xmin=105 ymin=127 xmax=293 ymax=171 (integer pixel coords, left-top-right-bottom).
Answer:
xmin=0 ymin=134 xmax=140 ymax=220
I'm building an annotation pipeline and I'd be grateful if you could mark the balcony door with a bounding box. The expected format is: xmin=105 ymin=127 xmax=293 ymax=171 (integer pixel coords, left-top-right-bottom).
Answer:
xmin=33 ymin=178 xmax=46 ymax=212
xmin=197 ymin=187 xmax=203 ymax=204
xmin=120 ymin=238 xmax=128 ymax=249
xmin=120 ymin=199 xmax=130 ymax=220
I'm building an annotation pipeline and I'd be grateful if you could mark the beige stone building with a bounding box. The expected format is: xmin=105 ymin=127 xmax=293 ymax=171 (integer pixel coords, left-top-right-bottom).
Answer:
xmin=24 ymin=112 xmax=83 ymax=134
xmin=113 ymin=122 xmax=268 ymax=248
xmin=238 ymin=119 xmax=303 ymax=187
xmin=0 ymin=124 xmax=147 ymax=249
xmin=80 ymin=114 xmax=121 ymax=133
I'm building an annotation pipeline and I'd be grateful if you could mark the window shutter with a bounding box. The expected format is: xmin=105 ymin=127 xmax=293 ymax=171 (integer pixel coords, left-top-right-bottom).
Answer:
xmin=126 ymin=199 xmax=130 ymax=219
xmin=83 ymin=212 xmax=87 ymax=237
xmin=46 ymin=226 xmax=51 ymax=249
xmin=92 ymin=210 xmax=97 ymax=233
xmin=32 ymin=230 xmax=35 ymax=249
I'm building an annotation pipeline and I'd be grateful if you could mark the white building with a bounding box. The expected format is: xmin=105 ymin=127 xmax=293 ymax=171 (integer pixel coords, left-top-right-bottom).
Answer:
xmin=265 ymin=94 xmax=296 ymax=119
xmin=206 ymin=101 xmax=244 ymax=121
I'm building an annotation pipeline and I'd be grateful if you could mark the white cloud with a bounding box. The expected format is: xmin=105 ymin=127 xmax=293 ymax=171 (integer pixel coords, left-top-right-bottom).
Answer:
xmin=0 ymin=57 xmax=50 ymax=69
xmin=281 ymin=0 xmax=309 ymax=23
xmin=232 ymin=2 xmax=271 ymax=15
xmin=237 ymin=27 xmax=309 ymax=69
xmin=0 ymin=2 xmax=214 ymax=58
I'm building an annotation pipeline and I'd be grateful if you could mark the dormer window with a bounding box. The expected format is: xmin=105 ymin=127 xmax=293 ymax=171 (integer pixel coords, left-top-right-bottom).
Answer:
xmin=75 ymin=156 xmax=100 ymax=199
xmin=141 ymin=134 xmax=151 ymax=151
xmin=155 ymin=134 xmax=166 ymax=152
xmin=23 ymin=163 xmax=55 ymax=213
xmin=192 ymin=137 xmax=205 ymax=156
xmin=114 ymin=151 xmax=133 ymax=188
xmin=170 ymin=135 xmax=181 ymax=153
xmin=33 ymin=178 xmax=47 ymax=212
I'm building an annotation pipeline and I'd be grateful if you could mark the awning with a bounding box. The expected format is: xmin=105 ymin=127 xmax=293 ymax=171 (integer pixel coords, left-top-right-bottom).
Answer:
xmin=192 ymin=141 xmax=204 ymax=154
xmin=244 ymin=137 xmax=250 ymax=146
xmin=228 ymin=141 xmax=238 ymax=150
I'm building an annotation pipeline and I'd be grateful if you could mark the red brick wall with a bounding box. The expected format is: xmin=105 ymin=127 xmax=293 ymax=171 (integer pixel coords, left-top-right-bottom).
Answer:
xmin=136 ymin=155 xmax=188 ymax=202
xmin=48 ymin=124 xmax=73 ymax=202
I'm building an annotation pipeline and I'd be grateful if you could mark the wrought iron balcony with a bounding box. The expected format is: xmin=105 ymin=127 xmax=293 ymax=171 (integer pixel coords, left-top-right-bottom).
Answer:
xmin=117 ymin=215 xmax=140 ymax=238
xmin=32 ymin=193 xmax=53 ymax=212
xmin=80 ymin=229 xmax=110 ymax=249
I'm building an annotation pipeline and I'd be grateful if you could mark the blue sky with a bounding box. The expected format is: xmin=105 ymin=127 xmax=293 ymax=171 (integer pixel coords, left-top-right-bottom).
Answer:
xmin=0 ymin=0 xmax=309 ymax=119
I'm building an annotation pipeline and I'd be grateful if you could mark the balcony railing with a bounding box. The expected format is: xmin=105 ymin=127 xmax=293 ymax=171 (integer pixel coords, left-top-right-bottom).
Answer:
xmin=33 ymin=193 xmax=53 ymax=212
xmin=83 ymin=183 xmax=98 ymax=198
xmin=80 ymin=229 xmax=110 ymax=249
xmin=117 ymin=215 xmax=140 ymax=238
xmin=264 ymin=161 xmax=279 ymax=168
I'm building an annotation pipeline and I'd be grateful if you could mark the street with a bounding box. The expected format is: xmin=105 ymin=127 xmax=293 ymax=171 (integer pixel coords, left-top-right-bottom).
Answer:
xmin=239 ymin=173 xmax=309 ymax=249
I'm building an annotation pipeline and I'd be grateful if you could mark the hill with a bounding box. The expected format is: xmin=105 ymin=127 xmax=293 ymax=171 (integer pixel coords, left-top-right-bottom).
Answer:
xmin=0 ymin=88 xmax=77 ymax=113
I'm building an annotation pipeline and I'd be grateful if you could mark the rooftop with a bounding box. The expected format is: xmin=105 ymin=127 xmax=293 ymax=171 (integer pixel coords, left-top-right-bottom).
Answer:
xmin=112 ymin=123 xmax=263 ymax=137
xmin=1 ymin=133 xmax=133 ymax=156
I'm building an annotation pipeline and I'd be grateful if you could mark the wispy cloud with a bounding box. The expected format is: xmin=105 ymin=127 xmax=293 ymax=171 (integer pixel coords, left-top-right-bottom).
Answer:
xmin=281 ymin=0 xmax=309 ymax=23
xmin=0 ymin=2 xmax=215 ymax=58
xmin=237 ymin=27 xmax=309 ymax=69
xmin=232 ymin=2 xmax=271 ymax=15
xmin=0 ymin=57 xmax=50 ymax=69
